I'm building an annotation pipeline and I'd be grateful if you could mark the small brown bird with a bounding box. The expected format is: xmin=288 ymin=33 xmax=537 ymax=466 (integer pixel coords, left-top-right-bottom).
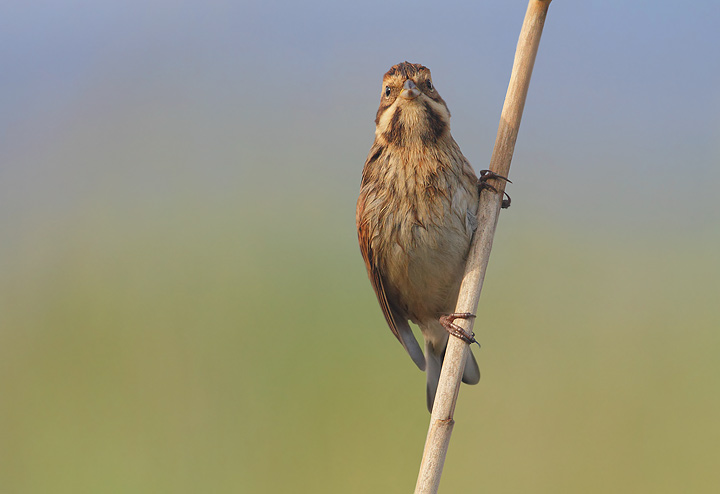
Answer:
xmin=356 ymin=62 xmax=507 ymax=411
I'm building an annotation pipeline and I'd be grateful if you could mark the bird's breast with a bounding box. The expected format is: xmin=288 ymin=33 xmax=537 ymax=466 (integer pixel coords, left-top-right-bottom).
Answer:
xmin=360 ymin=146 xmax=478 ymax=321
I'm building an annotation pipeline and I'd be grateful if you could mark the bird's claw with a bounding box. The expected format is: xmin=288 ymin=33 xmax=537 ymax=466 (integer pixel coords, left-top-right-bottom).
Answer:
xmin=439 ymin=313 xmax=480 ymax=348
xmin=478 ymin=170 xmax=512 ymax=209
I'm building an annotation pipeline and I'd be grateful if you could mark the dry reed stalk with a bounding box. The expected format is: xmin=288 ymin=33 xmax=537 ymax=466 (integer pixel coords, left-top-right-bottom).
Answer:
xmin=414 ymin=2 xmax=553 ymax=492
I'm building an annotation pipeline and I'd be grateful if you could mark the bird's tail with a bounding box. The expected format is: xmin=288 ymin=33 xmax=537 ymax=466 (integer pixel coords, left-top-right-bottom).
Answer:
xmin=425 ymin=339 xmax=480 ymax=412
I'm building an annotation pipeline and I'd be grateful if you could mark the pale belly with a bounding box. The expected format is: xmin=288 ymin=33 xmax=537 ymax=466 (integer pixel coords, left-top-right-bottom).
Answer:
xmin=377 ymin=195 xmax=477 ymax=325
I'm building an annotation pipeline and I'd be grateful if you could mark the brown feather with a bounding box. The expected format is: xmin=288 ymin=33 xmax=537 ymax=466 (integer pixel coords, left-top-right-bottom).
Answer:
xmin=357 ymin=62 xmax=481 ymax=410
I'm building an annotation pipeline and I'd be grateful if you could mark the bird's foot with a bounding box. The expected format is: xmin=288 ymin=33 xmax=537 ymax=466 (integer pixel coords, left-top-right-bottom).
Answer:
xmin=439 ymin=313 xmax=480 ymax=347
xmin=478 ymin=169 xmax=512 ymax=209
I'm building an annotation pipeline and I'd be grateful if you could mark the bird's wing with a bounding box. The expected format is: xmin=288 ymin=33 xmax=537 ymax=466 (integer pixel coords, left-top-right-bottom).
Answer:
xmin=357 ymin=195 xmax=425 ymax=371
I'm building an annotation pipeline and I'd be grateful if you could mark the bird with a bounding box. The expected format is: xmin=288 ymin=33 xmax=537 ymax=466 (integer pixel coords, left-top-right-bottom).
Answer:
xmin=356 ymin=62 xmax=508 ymax=412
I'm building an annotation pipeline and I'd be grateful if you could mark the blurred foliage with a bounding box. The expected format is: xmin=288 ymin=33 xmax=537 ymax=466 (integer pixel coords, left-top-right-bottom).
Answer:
xmin=2 ymin=189 xmax=719 ymax=493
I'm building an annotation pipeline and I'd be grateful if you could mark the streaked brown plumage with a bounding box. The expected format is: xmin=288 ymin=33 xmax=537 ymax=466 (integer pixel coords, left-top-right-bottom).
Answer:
xmin=356 ymin=62 xmax=481 ymax=411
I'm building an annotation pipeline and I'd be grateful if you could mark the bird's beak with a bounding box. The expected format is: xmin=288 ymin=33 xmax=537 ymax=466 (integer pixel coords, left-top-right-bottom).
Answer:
xmin=399 ymin=79 xmax=421 ymax=100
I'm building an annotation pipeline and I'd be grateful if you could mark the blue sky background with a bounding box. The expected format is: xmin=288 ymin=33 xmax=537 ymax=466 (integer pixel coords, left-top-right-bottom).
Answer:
xmin=2 ymin=0 xmax=719 ymax=234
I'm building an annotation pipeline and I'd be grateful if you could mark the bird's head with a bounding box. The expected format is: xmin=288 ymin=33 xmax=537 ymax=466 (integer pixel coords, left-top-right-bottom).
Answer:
xmin=374 ymin=62 xmax=451 ymax=147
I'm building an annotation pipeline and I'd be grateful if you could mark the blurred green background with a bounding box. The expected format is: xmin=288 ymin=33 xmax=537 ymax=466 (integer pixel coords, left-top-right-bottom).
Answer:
xmin=2 ymin=1 xmax=719 ymax=493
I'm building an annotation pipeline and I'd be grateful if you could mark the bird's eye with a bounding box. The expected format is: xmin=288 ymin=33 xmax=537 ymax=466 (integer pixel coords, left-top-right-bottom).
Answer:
xmin=384 ymin=86 xmax=391 ymax=98
xmin=427 ymin=81 xmax=434 ymax=92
